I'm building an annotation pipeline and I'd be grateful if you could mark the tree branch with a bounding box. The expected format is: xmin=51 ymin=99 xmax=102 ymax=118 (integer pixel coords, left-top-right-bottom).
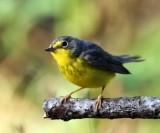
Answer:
xmin=43 ymin=96 xmax=160 ymax=121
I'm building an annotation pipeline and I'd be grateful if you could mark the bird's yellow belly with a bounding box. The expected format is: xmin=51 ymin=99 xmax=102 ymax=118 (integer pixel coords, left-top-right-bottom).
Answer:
xmin=58 ymin=58 xmax=115 ymax=88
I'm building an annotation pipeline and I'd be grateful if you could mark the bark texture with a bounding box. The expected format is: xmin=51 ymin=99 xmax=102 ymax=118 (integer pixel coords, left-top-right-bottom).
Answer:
xmin=43 ymin=96 xmax=160 ymax=121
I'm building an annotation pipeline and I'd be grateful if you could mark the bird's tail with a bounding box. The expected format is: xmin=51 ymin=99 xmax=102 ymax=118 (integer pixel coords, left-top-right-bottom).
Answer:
xmin=115 ymin=55 xmax=144 ymax=63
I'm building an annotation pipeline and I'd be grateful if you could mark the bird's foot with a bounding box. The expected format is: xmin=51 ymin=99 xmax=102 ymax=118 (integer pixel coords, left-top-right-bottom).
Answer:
xmin=59 ymin=94 xmax=71 ymax=104
xmin=94 ymin=95 xmax=103 ymax=112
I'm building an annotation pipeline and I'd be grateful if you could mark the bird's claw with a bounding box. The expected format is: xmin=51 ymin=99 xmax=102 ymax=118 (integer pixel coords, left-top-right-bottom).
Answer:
xmin=59 ymin=94 xmax=71 ymax=104
xmin=94 ymin=95 xmax=103 ymax=112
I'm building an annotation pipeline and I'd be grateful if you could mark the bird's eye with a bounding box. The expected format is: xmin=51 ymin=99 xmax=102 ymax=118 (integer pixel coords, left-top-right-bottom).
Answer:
xmin=61 ymin=41 xmax=68 ymax=48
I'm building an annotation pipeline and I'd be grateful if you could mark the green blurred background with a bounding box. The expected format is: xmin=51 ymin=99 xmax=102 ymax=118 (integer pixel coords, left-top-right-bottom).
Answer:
xmin=1 ymin=0 xmax=160 ymax=133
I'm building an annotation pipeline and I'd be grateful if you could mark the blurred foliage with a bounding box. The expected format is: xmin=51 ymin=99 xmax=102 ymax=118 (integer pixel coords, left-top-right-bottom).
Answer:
xmin=1 ymin=0 xmax=160 ymax=133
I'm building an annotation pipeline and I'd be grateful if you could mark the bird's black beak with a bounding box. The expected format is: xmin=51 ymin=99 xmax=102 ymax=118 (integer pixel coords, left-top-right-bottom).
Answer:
xmin=45 ymin=46 xmax=55 ymax=52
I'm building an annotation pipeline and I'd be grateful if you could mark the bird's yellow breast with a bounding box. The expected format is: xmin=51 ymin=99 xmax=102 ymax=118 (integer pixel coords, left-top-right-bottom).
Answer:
xmin=51 ymin=49 xmax=115 ymax=88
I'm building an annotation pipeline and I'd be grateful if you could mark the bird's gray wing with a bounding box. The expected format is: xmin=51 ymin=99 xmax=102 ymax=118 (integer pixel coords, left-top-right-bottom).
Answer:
xmin=81 ymin=48 xmax=130 ymax=74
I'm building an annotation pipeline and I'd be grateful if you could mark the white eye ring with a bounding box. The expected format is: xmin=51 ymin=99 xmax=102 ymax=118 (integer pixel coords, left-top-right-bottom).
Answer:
xmin=61 ymin=41 xmax=68 ymax=48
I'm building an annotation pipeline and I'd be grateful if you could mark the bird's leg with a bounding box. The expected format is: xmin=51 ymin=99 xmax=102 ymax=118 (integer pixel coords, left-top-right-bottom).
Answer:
xmin=95 ymin=86 xmax=105 ymax=112
xmin=60 ymin=87 xmax=84 ymax=103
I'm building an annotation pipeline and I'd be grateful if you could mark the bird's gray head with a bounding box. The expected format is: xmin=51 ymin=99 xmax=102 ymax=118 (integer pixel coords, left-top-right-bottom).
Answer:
xmin=45 ymin=36 xmax=84 ymax=57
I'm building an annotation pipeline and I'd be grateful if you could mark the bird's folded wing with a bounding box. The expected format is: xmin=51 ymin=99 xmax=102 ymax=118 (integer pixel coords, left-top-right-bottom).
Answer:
xmin=81 ymin=49 xmax=130 ymax=74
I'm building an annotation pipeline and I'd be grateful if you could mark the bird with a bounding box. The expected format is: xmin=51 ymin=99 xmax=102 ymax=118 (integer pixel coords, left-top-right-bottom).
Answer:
xmin=45 ymin=36 xmax=144 ymax=111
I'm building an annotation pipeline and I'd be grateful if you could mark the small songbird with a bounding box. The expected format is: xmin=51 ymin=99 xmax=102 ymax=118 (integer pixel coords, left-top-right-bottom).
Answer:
xmin=45 ymin=36 xmax=144 ymax=111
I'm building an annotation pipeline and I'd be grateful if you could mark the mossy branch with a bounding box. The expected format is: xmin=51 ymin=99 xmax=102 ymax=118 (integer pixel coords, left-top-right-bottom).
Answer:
xmin=43 ymin=96 xmax=160 ymax=121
